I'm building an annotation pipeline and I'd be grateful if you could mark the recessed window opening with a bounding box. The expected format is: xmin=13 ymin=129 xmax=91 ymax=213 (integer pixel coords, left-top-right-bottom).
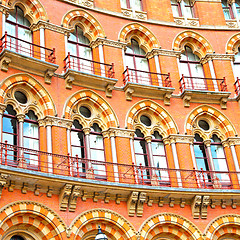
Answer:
xmin=14 ymin=91 xmax=27 ymax=104
xmin=10 ymin=235 xmax=25 ymax=240
xmin=140 ymin=115 xmax=151 ymax=126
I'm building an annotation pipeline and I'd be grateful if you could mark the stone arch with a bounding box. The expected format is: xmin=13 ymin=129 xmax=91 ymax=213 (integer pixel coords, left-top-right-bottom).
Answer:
xmin=3 ymin=0 xmax=48 ymax=23
xmin=0 ymin=73 xmax=56 ymax=118
xmin=139 ymin=213 xmax=202 ymax=240
xmin=173 ymin=30 xmax=213 ymax=58
xmin=204 ymin=214 xmax=240 ymax=240
xmin=69 ymin=208 xmax=137 ymax=240
xmin=118 ymin=23 xmax=159 ymax=52
xmin=61 ymin=9 xmax=105 ymax=42
xmin=0 ymin=201 xmax=66 ymax=240
xmin=126 ymin=100 xmax=178 ymax=137
xmin=185 ymin=105 xmax=237 ymax=139
xmin=226 ymin=33 xmax=240 ymax=54
xmin=63 ymin=90 xmax=119 ymax=130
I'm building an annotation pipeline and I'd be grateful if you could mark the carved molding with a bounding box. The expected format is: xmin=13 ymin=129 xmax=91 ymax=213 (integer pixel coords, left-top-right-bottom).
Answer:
xmin=69 ymin=185 xmax=81 ymax=212
xmin=136 ymin=192 xmax=146 ymax=217
xmin=41 ymin=116 xmax=73 ymax=128
xmin=201 ymin=53 xmax=234 ymax=64
xmin=125 ymin=87 xmax=134 ymax=101
xmin=59 ymin=184 xmax=73 ymax=211
xmin=165 ymin=134 xmax=194 ymax=144
xmin=65 ymin=74 xmax=74 ymax=90
xmin=0 ymin=56 xmax=11 ymax=72
xmin=191 ymin=195 xmax=201 ymax=219
xmin=105 ymin=84 xmax=114 ymax=98
xmin=108 ymin=128 xmax=135 ymax=138
xmin=146 ymin=49 xmax=181 ymax=59
xmin=201 ymin=196 xmax=210 ymax=219
xmin=91 ymin=38 xmax=126 ymax=49
xmin=44 ymin=69 xmax=54 ymax=84
xmin=0 ymin=173 xmax=8 ymax=198
xmin=127 ymin=191 xmax=138 ymax=217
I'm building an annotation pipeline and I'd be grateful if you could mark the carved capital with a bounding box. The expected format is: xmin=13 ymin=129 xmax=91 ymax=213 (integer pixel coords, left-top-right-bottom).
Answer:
xmin=59 ymin=184 xmax=72 ymax=211
xmin=17 ymin=114 xmax=25 ymax=122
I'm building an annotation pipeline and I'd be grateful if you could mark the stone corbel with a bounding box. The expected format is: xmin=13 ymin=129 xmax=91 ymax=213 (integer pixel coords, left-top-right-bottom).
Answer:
xmin=232 ymin=199 xmax=237 ymax=209
xmin=105 ymin=84 xmax=114 ymax=98
xmin=147 ymin=197 xmax=153 ymax=206
xmin=127 ymin=191 xmax=139 ymax=217
xmin=47 ymin=187 xmax=53 ymax=198
xmin=59 ymin=184 xmax=72 ymax=211
xmin=191 ymin=195 xmax=202 ymax=219
xmin=183 ymin=94 xmax=191 ymax=107
xmin=136 ymin=192 xmax=146 ymax=217
xmin=169 ymin=198 xmax=175 ymax=208
xmin=8 ymin=180 xmax=15 ymax=192
xmin=164 ymin=92 xmax=171 ymax=106
xmin=158 ymin=197 xmax=164 ymax=207
xmin=116 ymin=194 xmax=121 ymax=204
xmin=0 ymin=56 xmax=11 ymax=72
xmin=210 ymin=199 xmax=216 ymax=209
xmin=93 ymin=192 xmax=99 ymax=202
xmin=221 ymin=199 xmax=227 ymax=209
xmin=104 ymin=193 xmax=110 ymax=203
xmin=0 ymin=173 xmax=8 ymax=198
xmin=180 ymin=198 xmax=185 ymax=208
xmin=65 ymin=74 xmax=74 ymax=89
xmin=69 ymin=185 xmax=81 ymax=212
xmin=44 ymin=69 xmax=54 ymax=84
xmin=81 ymin=190 xmax=87 ymax=201
xmin=21 ymin=183 xmax=28 ymax=194
xmin=220 ymin=97 xmax=228 ymax=109
xmin=125 ymin=87 xmax=134 ymax=101
xmin=201 ymin=196 xmax=210 ymax=219
xmin=34 ymin=185 xmax=41 ymax=196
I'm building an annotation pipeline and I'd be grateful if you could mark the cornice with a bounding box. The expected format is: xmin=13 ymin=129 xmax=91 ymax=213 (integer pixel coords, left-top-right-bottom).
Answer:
xmin=201 ymin=53 xmax=235 ymax=64
xmin=105 ymin=128 xmax=135 ymax=138
xmin=164 ymin=134 xmax=194 ymax=144
xmin=90 ymin=38 xmax=126 ymax=49
xmin=146 ymin=49 xmax=181 ymax=59
xmin=31 ymin=20 xmax=70 ymax=35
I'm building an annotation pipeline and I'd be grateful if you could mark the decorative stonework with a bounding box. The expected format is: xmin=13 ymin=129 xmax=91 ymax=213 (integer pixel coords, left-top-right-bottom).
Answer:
xmin=200 ymin=53 xmax=234 ymax=64
xmin=127 ymin=191 xmax=139 ymax=217
xmin=59 ymin=184 xmax=73 ymax=211
xmin=226 ymin=19 xmax=238 ymax=28
xmin=146 ymin=49 xmax=181 ymax=59
xmin=91 ymin=38 xmax=127 ymax=49
xmin=108 ymin=128 xmax=135 ymax=138
xmin=165 ymin=134 xmax=194 ymax=144
xmin=136 ymin=192 xmax=146 ymax=217
xmin=42 ymin=116 xmax=73 ymax=128
xmin=0 ymin=56 xmax=11 ymax=72
xmin=69 ymin=185 xmax=81 ymax=212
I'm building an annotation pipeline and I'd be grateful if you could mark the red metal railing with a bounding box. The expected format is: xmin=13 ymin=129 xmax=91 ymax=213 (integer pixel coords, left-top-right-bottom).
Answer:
xmin=1 ymin=141 xmax=239 ymax=189
xmin=179 ymin=75 xmax=228 ymax=92
xmin=0 ymin=32 xmax=56 ymax=63
xmin=123 ymin=67 xmax=172 ymax=87
xmin=63 ymin=52 xmax=115 ymax=78
xmin=234 ymin=77 xmax=240 ymax=95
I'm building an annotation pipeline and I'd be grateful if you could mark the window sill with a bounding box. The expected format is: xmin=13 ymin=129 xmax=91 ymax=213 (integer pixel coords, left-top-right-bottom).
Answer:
xmin=180 ymin=89 xmax=231 ymax=109
xmin=121 ymin=8 xmax=147 ymax=20
xmin=174 ymin=16 xmax=199 ymax=27
xmin=0 ymin=49 xmax=59 ymax=84
xmin=123 ymin=81 xmax=174 ymax=105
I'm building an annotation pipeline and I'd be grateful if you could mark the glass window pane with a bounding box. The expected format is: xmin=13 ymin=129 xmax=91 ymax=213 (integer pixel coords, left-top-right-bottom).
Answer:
xmin=3 ymin=117 xmax=17 ymax=134
xmin=132 ymin=0 xmax=142 ymax=11
xmin=172 ymin=5 xmax=180 ymax=17
xmin=23 ymin=122 xmax=38 ymax=138
xmin=134 ymin=140 xmax=147 ymax=154
xmin=23 ymin=137 xmax=39 ymax=150
xmin=90 ymin=134 xmax=104 ymax=149
xmin=121 ymin=0 xmax=128 ymax=8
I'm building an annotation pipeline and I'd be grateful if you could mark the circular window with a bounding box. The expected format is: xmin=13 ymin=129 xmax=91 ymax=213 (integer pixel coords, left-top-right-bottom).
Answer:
xmin=198 ymin=120 xmax=210 ymax=131
xmin=14 ymin=91 xmax=27 ymax=104
xmin=80 ymin=106 xmax=91 ymax=118
xmin=140 ymin=115 xmax=151 ymax=126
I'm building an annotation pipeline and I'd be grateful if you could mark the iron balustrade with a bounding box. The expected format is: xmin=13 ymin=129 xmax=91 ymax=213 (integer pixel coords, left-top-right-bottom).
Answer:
xmin=123 ymin=67 xmax=172 ymax=87
xmin=179 ymin=75 xmax=228 ymax=92
xmin=0 ymin=141 xmax=239 ymax=189
xmin=0 ymin=32 xmax=56 ymax=63
xmin=234 ymin=77 xmax=240 ymax=95
xmin=63 ymin=52 xmax=115 ymax=78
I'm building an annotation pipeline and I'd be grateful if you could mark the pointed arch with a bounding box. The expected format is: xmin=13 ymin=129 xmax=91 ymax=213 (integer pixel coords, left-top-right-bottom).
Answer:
xmin=126 ymin=100 xmax=178 ymax=137
xmin=173 ymin=30 xmax=213 ymax=58
xmin=3 ymin=0 xmax=48 ymax=23
xmin=185 ymin=105 xmax=237 ymax=138
xmin=69 ymin=208 xmax=137 ymax=240
xmin=61 ymin=9 xmax=105 ymax=42
xmin=226 ymin=33 xmax=240 ymax=54
xmin=204 ymin=214 xmax=240 ymax=240
xmin=63 ymin=90 xmax=119 ymax=130
xmin=139 ymin=213 xmax=202 ymax=240
xmin=0 ymin=73 xmax=56 ymax=118
xmin=0 ymin=201 xmax=66 ymax=240
xmin=118 ymin=23 xmax=159 ymax=52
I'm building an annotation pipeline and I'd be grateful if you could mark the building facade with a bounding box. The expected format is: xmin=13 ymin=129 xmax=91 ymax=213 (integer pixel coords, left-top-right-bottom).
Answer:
xmin=1 ymin=0 xmax=240 ymax=239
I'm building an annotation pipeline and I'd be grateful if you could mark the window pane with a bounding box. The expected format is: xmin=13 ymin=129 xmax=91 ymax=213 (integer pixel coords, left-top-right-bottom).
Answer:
xmin=3 ymin=117 xmax=17 ymax=134
xmin=133 ymin=0 xmax=142 ymax=11
xmin=23 ymin=138 xmax=39 ymax=150
xmin=134 ymin=140 xmax=147 ymax=154
xmin=90 ymin=134 xmax=104 ymax=149
xmin=23 ymin=122 xmax=38 ymax=138
xmin=72 ymin=146 xmax=85 ymax=158
xmin=120 ymin=0 xmax=128 ymax=8
xmin=71 ymin=131 xmax=84 ymax=147
xmin=172 ymin=5 xmax=180 ymax=17
xmin=2 ymin=132 xmax=16 ymax=145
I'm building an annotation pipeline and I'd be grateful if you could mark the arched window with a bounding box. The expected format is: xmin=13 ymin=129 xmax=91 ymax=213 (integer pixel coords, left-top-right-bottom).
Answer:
xmin=222 ymin=0 xmax=235 ymax=19
xmin=23 ymin=110 xmax=39 ymax=167
xmin=125 ymin=39 xmax=150 ymax=84
xmin=67 ymin=26 xmax=92 ymax=73
xmin=193 ymin=133 xmax=230 ymax=186
xmin=89 ymin=123 xmax=106 ymax=177
xmin=6 ymin=6 xmax=32 ymax=56
xmin=71 ymin=119 xmax=86 ymax=175
xmin=120 ymin=0 xmax=143 ymax=11
xmin=133 ymin=129 xmax=169 ymax=184
xmin=233 ymin=47 xmax=240 ymax=78
xmin=180 ymin=46 xmax=205 ymax=90
xmin=171 ymin=0 xmax=194 ymax=18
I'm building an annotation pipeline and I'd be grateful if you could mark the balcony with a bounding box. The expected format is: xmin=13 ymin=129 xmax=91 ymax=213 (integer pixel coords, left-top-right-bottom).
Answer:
xmin=234 ymin=77 xmax=240 ymax=101
xmin=0 ymin=142 xmax=238 ymax=190
xmin=123 ymin=67 xmax=174 ymax=104
xmin=63 ymin=53 xmax=117 ymax=97
xmin=179 ymin=75 xmax=231 ymax=108
xmin=0 ymin=33 xmax=58 ymax=83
